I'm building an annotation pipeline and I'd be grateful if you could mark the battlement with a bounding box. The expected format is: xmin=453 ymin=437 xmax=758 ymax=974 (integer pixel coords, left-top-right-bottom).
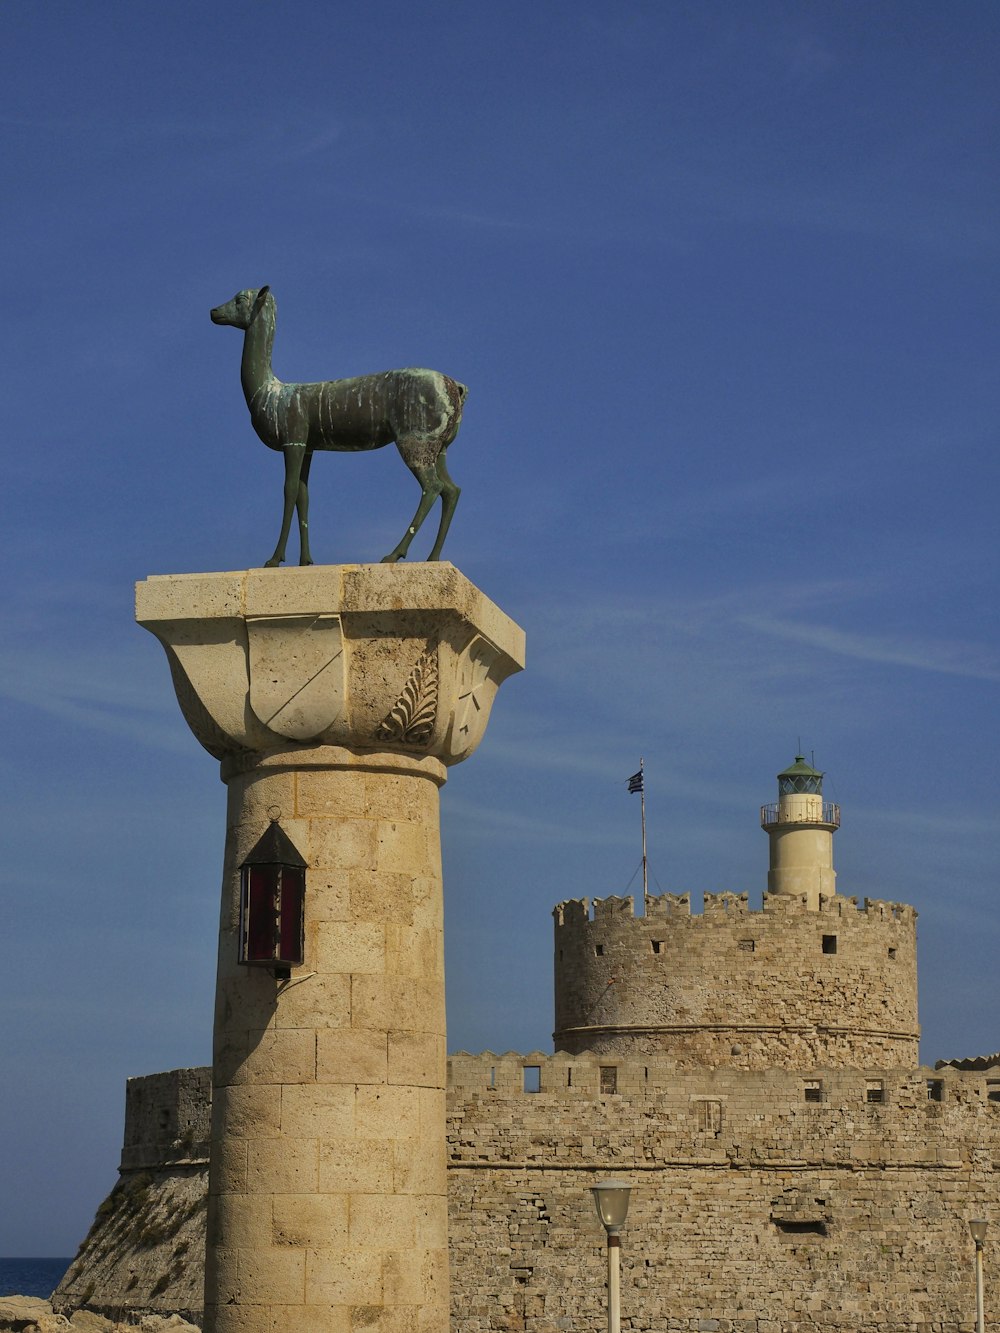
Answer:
xmin=553 ymin=890 xmax=917 ymax=926
xmin=553 ymin=890 xmax=919 ymax=1069
xmin=447 ymin=1048 xmax=994 ymax=1109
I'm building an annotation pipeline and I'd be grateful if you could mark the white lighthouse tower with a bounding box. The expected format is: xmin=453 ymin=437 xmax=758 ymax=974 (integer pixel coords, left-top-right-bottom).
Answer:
xmin=760 ymin=754 xmax=840 ymax=910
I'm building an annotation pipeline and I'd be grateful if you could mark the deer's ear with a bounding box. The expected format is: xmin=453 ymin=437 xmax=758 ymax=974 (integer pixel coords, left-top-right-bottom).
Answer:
xmin=250 ymin=286 xmax=271 ymax=322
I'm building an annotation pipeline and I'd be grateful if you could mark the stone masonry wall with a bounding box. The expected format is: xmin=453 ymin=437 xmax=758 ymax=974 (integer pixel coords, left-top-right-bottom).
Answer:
xmin=447 ymin=1052 xmax=999 ymax=1333
xmin=58 ymin=1058 xmax=999 ymax=1331
xmin=553 ymin=893 xmax=919 ymax=1069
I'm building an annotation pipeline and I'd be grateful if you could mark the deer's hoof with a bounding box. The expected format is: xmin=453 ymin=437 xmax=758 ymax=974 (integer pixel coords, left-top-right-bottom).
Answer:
xmin=264 ymin=557 xmax=283 ymax=568
xmin=380 ymin=553 xmax=404 ymax=564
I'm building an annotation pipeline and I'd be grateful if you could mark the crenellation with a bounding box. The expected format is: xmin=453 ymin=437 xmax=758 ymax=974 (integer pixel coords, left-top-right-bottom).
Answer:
xmin=701 ymin=890 xmax=751 ymax=916
xmin=591 ymin=894 xmax=635 ymax=921
xmin=643 ymin=891 xmax=691 ymax=917
xmin=551 ymin=898 xmax=589 ymax=927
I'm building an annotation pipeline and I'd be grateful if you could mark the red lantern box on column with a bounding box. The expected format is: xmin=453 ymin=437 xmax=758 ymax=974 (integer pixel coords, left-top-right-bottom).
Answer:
xmin=238 ymin=819 xmax=306 ymax=977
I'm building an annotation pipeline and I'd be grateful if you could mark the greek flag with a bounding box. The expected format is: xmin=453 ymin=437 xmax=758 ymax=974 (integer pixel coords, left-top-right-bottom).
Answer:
xmin=627 ymin=769 xmax=643 ymax=794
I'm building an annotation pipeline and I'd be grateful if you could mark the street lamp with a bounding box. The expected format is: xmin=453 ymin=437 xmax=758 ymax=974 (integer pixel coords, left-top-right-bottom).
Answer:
xmin=591 ymin=1179 xmax=632 ymax=1333
xmin=970 ymin=1219 xmax=988 ymax=1333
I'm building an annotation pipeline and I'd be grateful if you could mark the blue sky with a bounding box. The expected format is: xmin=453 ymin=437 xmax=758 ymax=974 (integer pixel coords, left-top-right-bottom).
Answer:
xmin=1 ymin=2 xmax=998 ymax=1256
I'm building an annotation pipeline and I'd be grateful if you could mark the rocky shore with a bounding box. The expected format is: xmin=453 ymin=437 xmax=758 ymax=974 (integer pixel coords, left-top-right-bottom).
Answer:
xmin=0 ymin=1299 xmax=197 ymax=1333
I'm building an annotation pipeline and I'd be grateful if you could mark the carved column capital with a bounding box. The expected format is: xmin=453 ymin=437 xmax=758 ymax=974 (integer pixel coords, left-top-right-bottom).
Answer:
xmin=135 ymin=563 xmax=524 ymax=769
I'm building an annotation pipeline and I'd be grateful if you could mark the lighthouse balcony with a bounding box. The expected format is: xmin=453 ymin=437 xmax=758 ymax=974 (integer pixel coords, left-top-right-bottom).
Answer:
xmin=760 ymin=801 xmax=840 ymax=830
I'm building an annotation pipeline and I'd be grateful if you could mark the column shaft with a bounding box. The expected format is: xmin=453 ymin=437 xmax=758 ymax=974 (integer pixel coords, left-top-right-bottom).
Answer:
xmin=206 ymin=748 xmax=448 ymax=1333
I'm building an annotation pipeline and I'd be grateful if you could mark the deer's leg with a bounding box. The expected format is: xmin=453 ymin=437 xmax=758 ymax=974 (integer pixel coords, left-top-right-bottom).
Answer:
xmin=265 ymin=444 xmax=306 ymax=568
xmin=426 ymin=450 xmax=460 ymax=561
xmin=381 ymin=455 xmax=442 ymax=563
xmin=297 ymin=450 xmax=314 ymax=566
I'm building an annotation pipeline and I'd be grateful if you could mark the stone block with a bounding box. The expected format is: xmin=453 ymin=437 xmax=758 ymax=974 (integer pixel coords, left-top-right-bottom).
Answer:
xmin=213 ymin=1084 xmax=282 ymax=1139
xmin=362 ymin=771 xmax=438 ymax=823
xmin=299 ymin=873 xmax=351 ymax=925
xmin=355 ymin=1084 xmax=423 ymax=1140
xmin=388 ymin=1032 xmax=445 ymax=1088
xmin=315 ymin=920 xmax=386 ymax=974
xmin=215 ymin=974 xmax=280 ymax=1034
xmin=385 ymin=925 xmax=443 ymax=981
xmin=376 ymin=820 xmax=431 ymax=876
xmin=392 ymin=1140 xmax=447 ymax=1195
xmin=273 ymin=1192 xmax=349 ymax=1247
xmin=383 ymin=1247 xmax=448 ymax=1309
xmin=210 ymin=1191 xmax=273 ymax=1249
xmin=319 ymin=1138 xmax=395 ymax=1193
xmin=413 ymin=1195 xmax=449 ymax=1249
xmin=280 ymin=1084 xmax=355 ymax=1139
xmin=245 ymin=1136 xmax=320 ymax=1194
xmin=416 ymin=1087 xmax=446 ymax=1134
xmin=308 ymin=819 xmax=379 ymax=874
xmin=274 ymin=971 xmax=352 ymax=1030
xmin=317 ymin=1029 xmax=389 ymax=1085
xmin=407 ymin=878 xmax=443 ymax=933
xmin=295 ymin=768 xmax=368 ymax=818
xmin=227 ymin=771 xmax=297 ymax=834
xmin=236 ymin=1246 xmax=307 ymax=1304
xmin=209 ymin=1305 xmax=272 ymax=1333
xmin=349 ymin=1194 xmax=420 ymax=1249
xmin=349 ymin=870 xmax=420 ymax=925
xmin=305 ymin=1245 xmax=384 ymax=1305
xmin=351 ymin=975 xmax=445 ymax=1035
xmin=270 ymin=1306 xmax=352 ymax=1333
xmin=349 ymin=1307 xmax=421 ymax=1333
xmin=212 ymin=1136 xmax=249 ymax=1193
xmin=236 ymin=1029 xmax=317 ymax=1085
xmin=205 ymin=1245 xmax=239 ymax=1304
xmin=214 ymin=1029 xmax=251 ymax=1085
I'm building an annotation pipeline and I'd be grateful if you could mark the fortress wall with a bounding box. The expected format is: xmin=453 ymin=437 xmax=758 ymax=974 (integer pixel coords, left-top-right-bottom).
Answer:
xmin=56 ymin=1058 xmax=1000 ymax=1330
xmin=447 ymin=1054 xmax=999 ymax=1332
xmin=53 ymin=1070 xmax=212 ymax=1324
xmin=553 ymin=893 xmax=919 ymax=1068
xmin=120 ymin=1068 xmax=212 ymax=1171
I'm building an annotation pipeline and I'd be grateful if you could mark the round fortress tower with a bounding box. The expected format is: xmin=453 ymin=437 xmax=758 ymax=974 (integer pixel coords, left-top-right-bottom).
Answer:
xmin=552 ymin=757 xmax=919 ymax=1070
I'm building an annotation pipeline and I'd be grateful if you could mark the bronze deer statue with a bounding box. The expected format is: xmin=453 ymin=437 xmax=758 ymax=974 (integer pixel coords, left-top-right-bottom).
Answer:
xmin=210 ymin=287 xmax=466 ymax=566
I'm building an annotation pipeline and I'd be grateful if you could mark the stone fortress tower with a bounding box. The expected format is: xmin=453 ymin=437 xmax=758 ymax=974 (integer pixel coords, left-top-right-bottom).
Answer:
xmin=55 ymin=754 xmax=998 ymax=1333
xmin=553 ymin=756 xmax=920 ymax=1071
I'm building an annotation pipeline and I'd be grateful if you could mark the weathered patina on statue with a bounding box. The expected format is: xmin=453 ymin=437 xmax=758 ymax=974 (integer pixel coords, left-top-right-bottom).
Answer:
xmin=210 ymin=287 xmax=466 ymax=566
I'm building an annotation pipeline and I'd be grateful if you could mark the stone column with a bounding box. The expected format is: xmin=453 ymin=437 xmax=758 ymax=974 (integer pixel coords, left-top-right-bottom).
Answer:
xmin=136 ymin=564 xmax=524 ymax=1333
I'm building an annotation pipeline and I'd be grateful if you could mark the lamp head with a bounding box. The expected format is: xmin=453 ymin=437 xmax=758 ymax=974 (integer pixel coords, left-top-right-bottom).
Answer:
xmin=591 ymin=1179 xmax=632 ymax=1234
xmin=970 ymin=1218 xmax=988 ymax=1245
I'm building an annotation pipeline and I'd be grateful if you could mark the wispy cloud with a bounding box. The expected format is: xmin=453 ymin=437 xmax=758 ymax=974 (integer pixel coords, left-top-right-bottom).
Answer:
xmin=741 ymin=615 xmax=1000 ymax=681
xmin=0 ymin=647 xmax=192 ymax=753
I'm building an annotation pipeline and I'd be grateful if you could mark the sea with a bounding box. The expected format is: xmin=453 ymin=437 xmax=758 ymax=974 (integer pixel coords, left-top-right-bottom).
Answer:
xmin=0 ymin=1256 xmax=72 ymax=1300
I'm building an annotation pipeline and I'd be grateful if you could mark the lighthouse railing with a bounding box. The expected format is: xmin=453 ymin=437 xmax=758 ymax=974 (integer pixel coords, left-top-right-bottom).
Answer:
xmin=760 ymin=801 xmax=840 ymax=829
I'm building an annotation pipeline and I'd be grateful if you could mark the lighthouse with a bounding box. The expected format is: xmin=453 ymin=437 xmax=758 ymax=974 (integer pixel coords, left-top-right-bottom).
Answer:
xmin=760 ymin=755 xmax=840 ymax=910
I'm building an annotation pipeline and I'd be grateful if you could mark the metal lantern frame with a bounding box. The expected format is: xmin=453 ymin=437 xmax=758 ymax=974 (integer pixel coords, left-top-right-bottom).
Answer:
xmin=238 ymin=819 xmax=307 ymax=977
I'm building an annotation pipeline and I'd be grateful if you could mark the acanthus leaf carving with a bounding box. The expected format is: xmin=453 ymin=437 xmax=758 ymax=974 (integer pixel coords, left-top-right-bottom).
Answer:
xmin=374 ymin=643 xmax=439 ymax=747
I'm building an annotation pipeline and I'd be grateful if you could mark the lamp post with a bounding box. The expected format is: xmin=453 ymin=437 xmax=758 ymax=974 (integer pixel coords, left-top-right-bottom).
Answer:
xmin=591 ymin=1179 xmax=632 ymax=1333
xmin=970 ymin=1219 xmax=988 ymax=1333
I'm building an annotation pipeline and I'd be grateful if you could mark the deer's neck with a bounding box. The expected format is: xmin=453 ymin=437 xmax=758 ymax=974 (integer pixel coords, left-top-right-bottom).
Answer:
xmin=241 ymin=298 xmax=278 ymax=405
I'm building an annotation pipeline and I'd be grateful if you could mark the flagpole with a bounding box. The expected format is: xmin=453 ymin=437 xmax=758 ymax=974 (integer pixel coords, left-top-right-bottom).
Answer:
xmin=626 ymin=761 xmax=647 ymax=899
xmin=639 ymin=756 xmax=647 ymax=900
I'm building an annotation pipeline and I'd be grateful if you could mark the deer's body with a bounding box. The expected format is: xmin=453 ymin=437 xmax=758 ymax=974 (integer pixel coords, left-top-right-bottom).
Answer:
xmin=210 ymin=287 xmax=465 ymax=566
